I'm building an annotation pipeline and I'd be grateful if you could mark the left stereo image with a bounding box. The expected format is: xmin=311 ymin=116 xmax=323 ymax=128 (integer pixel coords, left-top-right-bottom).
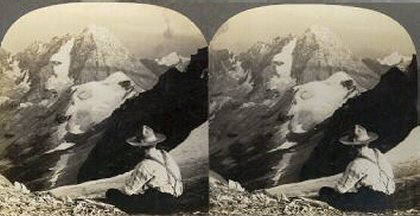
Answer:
xmin=0 ymin=3 xmax=208 ymax=215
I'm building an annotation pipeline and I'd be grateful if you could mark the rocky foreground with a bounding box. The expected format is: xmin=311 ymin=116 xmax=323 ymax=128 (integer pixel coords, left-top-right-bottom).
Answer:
xmin=0 ymin=175 xmax=127 ymax=216
xmin=209 ymin=175 xmax=420 ymax=216
xmin=210 ymin=176 xmax=340 ymax=216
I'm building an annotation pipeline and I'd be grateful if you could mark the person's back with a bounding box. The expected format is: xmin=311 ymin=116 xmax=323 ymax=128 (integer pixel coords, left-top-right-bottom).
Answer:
xmin=319 ymin=125 xmax=395 ymax=212
xmin=124 ymin=149 xmax=183 ymax=197
xmin=367 ymin=148 xmax=395 ymax=195
xmin=336 ymin=148 xmax=394 ymax=195
xmin=106 ymin=125 xmax=184 ymax=214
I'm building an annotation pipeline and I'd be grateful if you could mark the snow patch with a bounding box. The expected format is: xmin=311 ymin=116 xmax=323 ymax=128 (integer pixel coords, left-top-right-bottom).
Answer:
xmin=46 ymin=142 xmax=75 ymax=154
xmin=228 ymin=58 xmax=254 ymax=90
xmin=49 ymin=153 xmax=71 ymax=187
xmin=46 ymin=38 xmax=75 ymax=93
xmin=19 ymin=102 xmax=33 ymax=109
xmin=16 ymin=71 xmax=31 ymax=93
xmin=268 ymin=140 xmax=298 ymax=152
xmin=288 ymin=72 xmax=359 ymax=133
xmin=63 ymin=72 xmax=140 ymax=134
xmin=5 ymin=60 xmax=23 ymax=81
xmin=228 ymin=58 xmax=246 ymax=81
xmin=268 ymin=38 xmax=297 ymax=90
xmin=240 ymin=102 xmax=256 ymax=109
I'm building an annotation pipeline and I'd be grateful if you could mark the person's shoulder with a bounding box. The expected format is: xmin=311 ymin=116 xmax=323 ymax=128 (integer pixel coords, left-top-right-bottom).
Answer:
xmin=162 ymin=151 xmax=179 ymax=164
xmin=348 ymin=157 xmax=372 ymax=171
xmin=157 ymin=149 xmax=172 ymax=159
xmin=135 ymin=159 xmax=160 ymax=171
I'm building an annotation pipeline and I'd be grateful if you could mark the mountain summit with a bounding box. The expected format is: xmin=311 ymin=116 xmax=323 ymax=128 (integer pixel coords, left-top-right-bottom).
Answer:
xmin=70 ymin=25 xmax=155 ymax=89
xmin=292 ymin=26 xmax=378 ymax=89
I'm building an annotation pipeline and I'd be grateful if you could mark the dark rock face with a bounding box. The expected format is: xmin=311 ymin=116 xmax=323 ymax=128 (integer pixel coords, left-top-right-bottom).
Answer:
xmin=77 ymin=47 xmax=208 ymax=182
xmin=362 ymin=58 xmax=392 ymax=75
xmin=301 ymin=55 xmax=418 ymax=180
xmin=140 ymin=58 xmax=170 ymax=77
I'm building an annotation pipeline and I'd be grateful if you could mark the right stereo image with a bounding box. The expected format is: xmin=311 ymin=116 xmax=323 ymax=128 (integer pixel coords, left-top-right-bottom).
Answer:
xmin=209 ymin=5 xmax=418 ymax=215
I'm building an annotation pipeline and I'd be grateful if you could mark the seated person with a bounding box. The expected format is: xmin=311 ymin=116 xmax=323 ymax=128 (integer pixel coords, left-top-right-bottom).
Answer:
xmin=319 ymin=124 xmax=395 ymax=212
xmin=106 ymin=125 xmax=183 ymax=214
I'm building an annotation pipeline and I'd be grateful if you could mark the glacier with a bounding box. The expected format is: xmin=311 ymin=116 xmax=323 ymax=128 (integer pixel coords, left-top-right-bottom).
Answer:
xmin=63 ymin=72 xmax=140 ymax=135
xmin=288 ymin=72 xmax=359 ymax=133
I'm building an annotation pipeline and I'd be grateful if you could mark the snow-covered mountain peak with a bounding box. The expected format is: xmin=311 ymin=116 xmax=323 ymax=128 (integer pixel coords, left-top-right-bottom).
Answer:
xmin=301 ymin=25 xmax=345 ymax=49
xmin=82 ymin=24 xmax=113 ymax=40
xmin=85 ymin=24 xmax=109 ymax=35
xmin=155 ymin=52 xmax=190 ymax=72
xmin=377 ymin=52 xmax=411 ymax=66
xmin=79 ymin=24 xmax=127 ymax=51
xmin=156 ymin=52 xmax=189 ymax=66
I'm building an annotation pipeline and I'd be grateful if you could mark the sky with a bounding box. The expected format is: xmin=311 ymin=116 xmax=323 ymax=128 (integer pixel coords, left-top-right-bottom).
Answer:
xmin=210 ymin=4 xmax=416 ymax=59
xmin=1 ymin=3 xmax=207 ymax=59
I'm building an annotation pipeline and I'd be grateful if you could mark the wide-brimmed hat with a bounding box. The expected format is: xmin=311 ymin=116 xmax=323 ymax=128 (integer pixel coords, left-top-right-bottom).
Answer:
xmin=339 ymin=124 xmax=378 ymax=145
xmin=126 ymin=125 xmax=166 ymax=147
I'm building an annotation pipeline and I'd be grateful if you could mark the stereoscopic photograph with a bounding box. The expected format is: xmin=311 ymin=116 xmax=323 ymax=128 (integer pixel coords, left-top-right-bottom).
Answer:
xmin=0 ymin=3 xmax=208 ymax=215
xmin=209 ymin=5 xmax=418 ymax=215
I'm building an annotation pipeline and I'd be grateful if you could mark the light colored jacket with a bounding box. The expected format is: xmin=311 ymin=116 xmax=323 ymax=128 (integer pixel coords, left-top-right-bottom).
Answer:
xmin=123 ymin=149 xmax=183 ymax=197
xmin=335 ymin=148 xmax=395 ymax=195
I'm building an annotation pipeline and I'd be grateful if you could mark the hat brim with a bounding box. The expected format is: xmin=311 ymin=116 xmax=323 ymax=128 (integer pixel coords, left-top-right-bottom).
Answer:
xmin=126 ymin=133 xmax=166 ymax=147
xmin=339 ymin=132 xmax=378 ymax=145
